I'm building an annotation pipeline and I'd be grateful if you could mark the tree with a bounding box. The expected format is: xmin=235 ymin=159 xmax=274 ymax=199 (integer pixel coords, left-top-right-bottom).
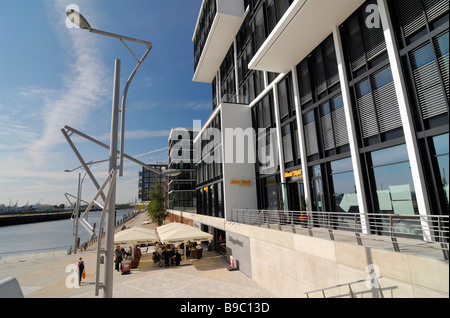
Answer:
xmin=147 ymin=179 xmax=167 ymax=226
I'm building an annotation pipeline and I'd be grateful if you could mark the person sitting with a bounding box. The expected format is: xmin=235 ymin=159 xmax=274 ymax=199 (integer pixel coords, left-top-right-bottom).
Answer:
xmin=196 ymin=247 xmax=203 ymax=259
xmin=131 ymin=245 xmax=141 ymax=269
xmin=152 ymin=251 xmax=160 ymax=264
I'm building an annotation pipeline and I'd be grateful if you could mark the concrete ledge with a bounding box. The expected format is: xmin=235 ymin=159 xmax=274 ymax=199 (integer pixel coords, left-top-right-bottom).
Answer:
xmin=0 ymin=277 xmax=24 ymax=298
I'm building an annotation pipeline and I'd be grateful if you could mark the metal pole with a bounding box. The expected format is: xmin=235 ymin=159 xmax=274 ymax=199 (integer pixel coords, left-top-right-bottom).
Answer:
xmin=119 ymin=45 xmax=152 ymax=177
xmin=63 ymin=125 xmax=164 ymax=175
xmin=61 ymin=128 xmax=107 ymax=202
xmin=103 ymin=59 xmax=121 ymax=298
xmin=73 ymin=172 xmax=81 ymax=254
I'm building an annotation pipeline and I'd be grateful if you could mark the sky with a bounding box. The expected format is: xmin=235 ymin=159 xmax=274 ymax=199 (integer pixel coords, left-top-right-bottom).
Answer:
xmin=0 ymin=0 xmax=211 ymax=207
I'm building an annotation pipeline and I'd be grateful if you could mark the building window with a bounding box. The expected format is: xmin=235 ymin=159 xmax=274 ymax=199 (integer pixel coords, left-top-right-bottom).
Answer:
xmin=389 ymin=0 xmax=449 ymax=131
xmin=220 ymin=45 xmax=236 ymax=102
xmin=303 ymin=110 xmax=319 ymax=160
xmin=277 ymin=74 xmax=295 ymax=122
xmin=432 ymin=133 xmax=449 ymax=212
xmin=296 ymin=34 xmax=347 ymax=160
xmin=341 ymin=1 xmax=404 ymax=146
xmin=320 ymin=94 xmax=349 ymax=157
xmin=370 ymin=144 xmax=418 ymax=215
xmin=330 ymin=158 xmax=359 ymax=213
xmin=252 ymin=91 xmax=279 ymax=174
xmin=256 ymin=175 xmax=281 ymax=210
xmin=193 ymin=0 xmax=217 ymax=70
xmin=354 ymin=65 xmax=403 ymax=145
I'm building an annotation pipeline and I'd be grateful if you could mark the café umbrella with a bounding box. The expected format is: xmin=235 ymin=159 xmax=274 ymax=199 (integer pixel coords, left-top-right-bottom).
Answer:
xmin=156 ymin=223 xmax=213 ymax=260
xmin=114 ymin=227 xmax=158 ymax=246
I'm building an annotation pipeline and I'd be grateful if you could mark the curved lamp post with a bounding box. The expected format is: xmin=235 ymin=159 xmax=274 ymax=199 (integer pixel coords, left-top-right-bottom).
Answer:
xmin=66 ymin=9 xmax=152 ymax=178
xmin=65 ymin=9 xmax=174 ymax=298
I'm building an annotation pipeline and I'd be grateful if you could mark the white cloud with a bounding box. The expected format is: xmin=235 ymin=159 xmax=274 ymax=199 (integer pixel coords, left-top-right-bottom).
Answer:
xmin=27 ymin=0 xmax=110 ymax=165
xmin=0 ymin=115 xmax=38 ymax=151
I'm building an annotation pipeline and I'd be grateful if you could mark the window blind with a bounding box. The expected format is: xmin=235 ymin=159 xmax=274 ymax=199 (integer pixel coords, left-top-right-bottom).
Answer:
xmin=410 ymin=41 xmax=448 ymax=119
xmin=397 ymin=0 xmax=426 ymax=38
xmin=434 ymin=31 xmax=449 ymax=102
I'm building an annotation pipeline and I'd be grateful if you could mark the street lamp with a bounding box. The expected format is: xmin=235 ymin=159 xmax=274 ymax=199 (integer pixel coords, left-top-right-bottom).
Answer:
xmin=65 ymin=8 xmax=153 ymax=298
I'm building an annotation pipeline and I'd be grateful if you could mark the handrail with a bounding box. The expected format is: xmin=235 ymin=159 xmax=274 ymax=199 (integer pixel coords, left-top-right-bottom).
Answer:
xmin=230 ymin=209 xmax=449 ymax=260
xmin=305 ymin=276 xmax=384 ymax=298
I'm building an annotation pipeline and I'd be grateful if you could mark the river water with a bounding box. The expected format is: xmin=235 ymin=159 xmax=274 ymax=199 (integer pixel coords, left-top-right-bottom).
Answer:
xmin=0 ymin=209 xmax=133 ymax=256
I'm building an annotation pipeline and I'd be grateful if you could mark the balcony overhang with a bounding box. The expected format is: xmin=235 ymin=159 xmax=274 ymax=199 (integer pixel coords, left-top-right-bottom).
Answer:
xmin=193 ymin=0 xmax=246 ymax=83
xmin=248 ymin=0 xmax=366 ymax=73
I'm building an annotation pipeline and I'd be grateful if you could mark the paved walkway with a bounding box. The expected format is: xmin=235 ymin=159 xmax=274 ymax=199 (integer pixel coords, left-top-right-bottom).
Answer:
xmin=0 ymin=212 xmax=275 ymax=298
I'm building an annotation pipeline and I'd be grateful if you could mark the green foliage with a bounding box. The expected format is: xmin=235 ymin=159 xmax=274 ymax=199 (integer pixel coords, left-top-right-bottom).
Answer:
xmin=146 ymin=179 xmax=167 ymax=226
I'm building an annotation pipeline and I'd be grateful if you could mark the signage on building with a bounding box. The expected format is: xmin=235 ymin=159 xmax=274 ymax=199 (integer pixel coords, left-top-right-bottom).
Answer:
xmin=229 ymin=236 xmax=244 ymax=247
xmin=230 ymin=180 xmax=251 ymax=186
xmin=285 ymin=169 xmax=302 ymax=179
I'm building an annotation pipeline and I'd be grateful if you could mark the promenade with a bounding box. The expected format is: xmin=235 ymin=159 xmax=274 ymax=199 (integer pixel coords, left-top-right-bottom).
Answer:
xmin=0 ymin=212 xmax=275 ymax=298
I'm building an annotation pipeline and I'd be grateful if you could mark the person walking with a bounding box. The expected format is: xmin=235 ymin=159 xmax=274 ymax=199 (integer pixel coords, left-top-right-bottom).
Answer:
xmin=114 ymin=246 xmax=123 ymax=272
xmin=77 ymin=257 xmax=85 ymax=286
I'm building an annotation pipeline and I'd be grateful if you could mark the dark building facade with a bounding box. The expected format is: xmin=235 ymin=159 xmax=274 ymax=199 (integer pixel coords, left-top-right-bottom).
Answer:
xmin=138 ymin=163 xmax=168 ymax=202
xmin=166 ymin=127 xmax=197 ymax=212
xmin=192 ymin=0 xmax=448 ymax=220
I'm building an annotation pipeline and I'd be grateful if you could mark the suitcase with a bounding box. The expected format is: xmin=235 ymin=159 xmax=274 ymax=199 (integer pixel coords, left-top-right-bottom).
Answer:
xmin=121 ymin=260 xmax=131 ymax=275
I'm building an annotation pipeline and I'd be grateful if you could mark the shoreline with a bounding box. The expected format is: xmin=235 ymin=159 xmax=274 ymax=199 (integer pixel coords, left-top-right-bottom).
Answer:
xmin=0 ymin=211 xmax=73 ymax=227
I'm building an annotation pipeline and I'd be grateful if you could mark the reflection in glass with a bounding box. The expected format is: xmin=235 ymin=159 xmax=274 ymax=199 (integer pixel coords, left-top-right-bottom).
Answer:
xmin=433 ymin=133 xmax=449 ymax=209
xmin=311 ymin=165 xmax=325 ymax=212
xmin=371 ymin=145 xmax=418 ymax=215
xmin=331 ymin=158 xmax=358 ymax=212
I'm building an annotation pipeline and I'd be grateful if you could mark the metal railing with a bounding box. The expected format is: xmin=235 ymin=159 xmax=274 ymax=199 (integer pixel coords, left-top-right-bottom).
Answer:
xmin=305 ymin=276 xmax=385 ymax=298
xmin=230 ymin=209 xmax=449 ymax=260
xmin=0 ymin=247 xmax=70 ymax=264
xmin=220 ymin=94 xmax=250 ymax=105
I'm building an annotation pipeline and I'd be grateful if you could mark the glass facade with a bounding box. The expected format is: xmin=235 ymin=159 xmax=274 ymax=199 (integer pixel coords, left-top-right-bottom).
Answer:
xmin=166 ymin=129 xmax=196 ymax=211
xmin=370 ymin=144 xmax=418 ymax=215
xmin=193 ymin=0 xmax=449 ymax=220
xmin=138 ymin=165 xmax=167 ymax=202
xmin=388 ymin=0 xmax=449 ymax=215
xmin=195 ymin=112 xmax=224 ymax=217
xmin=330 ymin=158 xmax=359 ymax=213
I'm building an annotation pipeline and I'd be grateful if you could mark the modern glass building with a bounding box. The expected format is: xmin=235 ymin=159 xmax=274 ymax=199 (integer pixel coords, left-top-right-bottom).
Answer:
xmin=166 ymin=127 xmax=197 ymax=212
xmin=192 ymin=0 xmax=448 ymax=222
xmin=177 ymin=0 xmax=449 ymax=297
xmin=138 ymin=163 xmax=167 ymax=202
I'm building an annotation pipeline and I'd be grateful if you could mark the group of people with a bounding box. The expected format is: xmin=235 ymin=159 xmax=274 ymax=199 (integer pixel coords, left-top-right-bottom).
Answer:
xmin=152 ymin=242 xmax=182 ymax=267
xmin=114 ymin=245 xmax=142 ymax=272
xmin=184 ymin=240 xmax=203 ymax=258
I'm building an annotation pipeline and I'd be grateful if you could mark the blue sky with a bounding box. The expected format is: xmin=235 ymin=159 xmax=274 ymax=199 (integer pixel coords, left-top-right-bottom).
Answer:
xmin=0 ymin=0 xmax=211 ymax=206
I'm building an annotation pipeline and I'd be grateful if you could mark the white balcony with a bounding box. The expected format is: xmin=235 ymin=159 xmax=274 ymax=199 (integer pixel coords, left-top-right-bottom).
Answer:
xmin=248 ymin=0 xmax=365 ymax=73
xmin=193 ymin=0 xmax=246 ymax=83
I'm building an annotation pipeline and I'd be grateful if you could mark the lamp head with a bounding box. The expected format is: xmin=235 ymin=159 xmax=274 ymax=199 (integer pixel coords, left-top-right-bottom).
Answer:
xmin=161 ymin=169 xmax=181 ymax=177
xmin=66 ymin=9 xmax=91 ymax=30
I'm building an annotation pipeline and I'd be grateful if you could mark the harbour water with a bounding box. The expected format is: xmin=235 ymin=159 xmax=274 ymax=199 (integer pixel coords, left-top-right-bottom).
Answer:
xmin=0 ymin=209 xmax=133 ymax=258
